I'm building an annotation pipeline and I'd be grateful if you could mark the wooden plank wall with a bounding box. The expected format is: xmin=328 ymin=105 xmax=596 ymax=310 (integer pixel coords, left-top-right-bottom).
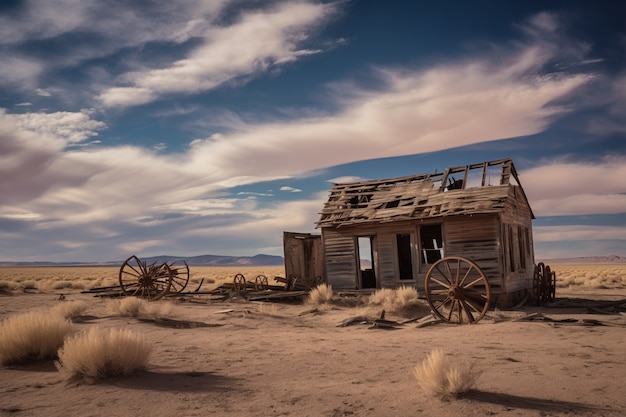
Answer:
xmin=500 ymin=186 xmax=535 ymax=293
xmin=322 ymin=229 xmax=358 ymax=289
xmin=283 ymin=232 xmax=326 ymax=285
xmin=375 ymin=232 xmax=397 ymax=288
xmin=443 ymin=214 xmax=503 ymax=293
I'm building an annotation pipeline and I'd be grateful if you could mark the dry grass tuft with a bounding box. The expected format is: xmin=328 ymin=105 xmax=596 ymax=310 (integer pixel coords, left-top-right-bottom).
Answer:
xmin=107 ymin=297 xmax=175 ymax=319
xmin=412 ymin=349 xmax=479 ymax=399
xmin=368 ymin=286 xmax=420 ymax=314
xmin=0 ymin=311 xmax=76 ymax=365
xmin=50 ymin=300 xmax=89 ymax=319
xmin=307 ymin=283 xmax=334 ymax=305
xmin=56 ymin=327 xmax=152 ymax=383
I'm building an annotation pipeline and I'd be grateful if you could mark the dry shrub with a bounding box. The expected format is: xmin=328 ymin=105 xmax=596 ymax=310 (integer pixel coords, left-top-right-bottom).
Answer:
xmin=107 ymin=297 xmax=175 ymax=318
xmin=50 ymin=300 xmax=89 ymax=319
xmin=368 ymin=286 xmax=420 ymax=314
xmin=394 ymin=286 xmax=419 ymax=307
xmin=0 ymin=311 xmax=75 ymax=365
xmin=413 ymin=349 xmax=479 ymax=399
xmin=56 ymin=327 xmax=152 ymax=383
xmin=307 ymin=283 xmax=334 ymax=305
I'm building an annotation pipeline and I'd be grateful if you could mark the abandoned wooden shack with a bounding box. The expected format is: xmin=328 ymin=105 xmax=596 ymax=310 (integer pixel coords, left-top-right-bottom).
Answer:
xmin=312 ymin=158 xmax=535 ymax=308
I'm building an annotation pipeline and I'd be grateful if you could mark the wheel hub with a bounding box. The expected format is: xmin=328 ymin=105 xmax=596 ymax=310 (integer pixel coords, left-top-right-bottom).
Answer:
xmin=448 ymin=284 xmax=462 ymax=300
xmin=138 ymin=275 xmax=152 ymax=287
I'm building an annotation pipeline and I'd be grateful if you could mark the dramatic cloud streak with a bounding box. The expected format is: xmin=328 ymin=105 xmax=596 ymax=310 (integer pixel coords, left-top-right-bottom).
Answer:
xmin=0 ymin=2 xmax=623 ymax=261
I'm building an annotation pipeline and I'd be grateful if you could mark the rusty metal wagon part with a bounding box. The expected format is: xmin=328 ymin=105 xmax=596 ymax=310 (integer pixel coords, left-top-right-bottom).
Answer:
xmin=424 ymin=256 xmax=491 ymax=324
xmin=118 ymin=255 xmax=190 ymax=300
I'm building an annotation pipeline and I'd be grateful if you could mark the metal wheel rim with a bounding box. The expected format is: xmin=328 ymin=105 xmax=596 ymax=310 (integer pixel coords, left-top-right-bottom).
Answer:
xmin=424 ymin=256 xmax=491 ymax=324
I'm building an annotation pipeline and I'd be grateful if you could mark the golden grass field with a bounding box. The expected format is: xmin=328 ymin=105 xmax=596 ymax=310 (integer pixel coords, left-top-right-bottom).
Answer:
xmin=0 ymin=265 xmax=286 ymax=293
xmin=0 ymin=263 xmax=624 ymax=292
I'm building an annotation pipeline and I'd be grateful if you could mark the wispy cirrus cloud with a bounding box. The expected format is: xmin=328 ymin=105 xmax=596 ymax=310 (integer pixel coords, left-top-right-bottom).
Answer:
xmin=98 ymin=2 xmax=336 ymax=108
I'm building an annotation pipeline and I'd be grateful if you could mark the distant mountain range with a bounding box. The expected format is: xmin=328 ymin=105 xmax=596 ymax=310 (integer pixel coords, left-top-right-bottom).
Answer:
xmin=0 ymin=254 xmax=284 ymax=267
xmin=2 ymin=254 xmax=624 ymax=267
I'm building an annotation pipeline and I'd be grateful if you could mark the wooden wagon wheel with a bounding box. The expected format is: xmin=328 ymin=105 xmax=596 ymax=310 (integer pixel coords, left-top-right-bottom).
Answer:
xmin=424 ymin=256 xmax=491 ymax=324
xmin=254 ymin=275 xmax=269 ymax=290
xmin=544 ymin=265 xmax=552 ymax=304
xmin=549 ymin=270 xmax=557 ymax=302
xmin=233 ymin=273 xmax=247 ymax=292
xmin=119 ymin=255 xmax=173 ymax=300
xmin=168 ymin=261 xmax=190 ymax=294
xmin=533 ymin=263 xmax=546 ymax=305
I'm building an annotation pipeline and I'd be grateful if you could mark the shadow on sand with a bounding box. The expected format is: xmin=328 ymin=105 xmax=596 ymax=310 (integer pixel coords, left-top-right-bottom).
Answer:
xmin=110 ymin=370 xmax=241 ymax=393
xmin=466 ymin=390 xmax=613 ymax=414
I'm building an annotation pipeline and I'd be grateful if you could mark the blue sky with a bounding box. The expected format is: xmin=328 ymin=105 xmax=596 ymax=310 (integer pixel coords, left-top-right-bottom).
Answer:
xmin=0 ymin=0 xmax=624 ymax=262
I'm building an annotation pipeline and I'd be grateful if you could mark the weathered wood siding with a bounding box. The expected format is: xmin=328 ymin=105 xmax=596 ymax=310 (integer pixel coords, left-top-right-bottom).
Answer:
xmin=283 ymin=232 xmax=325 ymax=286
xmin=322 ymin=229 xmax=358 ymax=289
xmin=500 ymin=186 xmax=535 ymax=293
xmin=375 ymin=232 xmax=398 ymax=288
xmin=442 ymin=214 xmax=503 ymax=293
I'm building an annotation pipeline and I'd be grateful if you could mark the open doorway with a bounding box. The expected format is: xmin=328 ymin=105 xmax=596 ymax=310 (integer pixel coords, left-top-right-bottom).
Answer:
xmin=357 ymin=236 xmax=377 ymax=289
xmin=396 ymin=233 xmax=414 ymax=280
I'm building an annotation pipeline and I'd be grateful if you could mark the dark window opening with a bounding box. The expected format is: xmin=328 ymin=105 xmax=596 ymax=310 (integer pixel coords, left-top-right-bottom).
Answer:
xmin=396 ymin=234 xmax=413 ymax=280
xmin=518 ymin=227 xmax=526 ymax=270
xmin=446 ymin=176 xmax=464 ymax=191
xmin=420 ymin=224 xmax=443 ymax=264
xmin=508 ymin=226 xmax=516 ymax=272
xmin=358 ymin=236 xmax=377 ymax=289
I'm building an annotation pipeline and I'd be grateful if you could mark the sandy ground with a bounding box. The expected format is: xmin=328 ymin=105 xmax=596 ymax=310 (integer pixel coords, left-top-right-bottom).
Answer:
xmin=1 ymin=287 xmax=625 ymax=417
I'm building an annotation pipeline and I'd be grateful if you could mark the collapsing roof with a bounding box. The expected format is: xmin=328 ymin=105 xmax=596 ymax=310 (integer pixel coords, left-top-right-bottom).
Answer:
xmin=316 ymin=158 xmax=534 ymax=228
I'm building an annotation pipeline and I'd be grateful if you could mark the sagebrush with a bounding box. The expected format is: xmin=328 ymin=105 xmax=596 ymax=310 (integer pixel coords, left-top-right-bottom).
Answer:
xmin=413 ymin=349 xmax=479 ymax=399
xmin=56 ymin=327 xmax=152 ymax=383
xmin=0 ymin=310 xmax=75 ymax=365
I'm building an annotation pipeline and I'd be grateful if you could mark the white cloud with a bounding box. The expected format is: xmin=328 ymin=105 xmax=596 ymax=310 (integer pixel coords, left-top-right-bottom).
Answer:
xmin=280 ymin=186 xmax=302 ymax=193
xmin=36 ymin=88 xmax=52 ymax=97
xmin=521 ymin=156 xmax=626 ymax=215
xmin=12 ymin=110 xmax=106 ymax=144
xmin=328 ymin=176 xmax=367 ymax=184
xmin=99 ymin=2 xmax=335 ymax=107
xmin=187 ymin=50 xmax=590 ymax=180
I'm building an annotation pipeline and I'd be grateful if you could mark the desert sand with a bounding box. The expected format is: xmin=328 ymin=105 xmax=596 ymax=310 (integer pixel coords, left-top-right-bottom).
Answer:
xmin=1 ymin=286 xmax=625 ymax=417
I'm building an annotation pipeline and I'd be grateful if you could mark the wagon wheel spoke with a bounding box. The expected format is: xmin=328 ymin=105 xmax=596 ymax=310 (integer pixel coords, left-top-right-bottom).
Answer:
xmin=429 ymin=276 xmax=452 ymax=290
xmin=431 ymin=296 xmax=454 ymax=318
xmin=425 ymin=256 xmax=490 ymax=324
xmin=434 ymin=264 xmax=453 ymax=285
xmin=168 ymin=261 xmax=190 ymax=294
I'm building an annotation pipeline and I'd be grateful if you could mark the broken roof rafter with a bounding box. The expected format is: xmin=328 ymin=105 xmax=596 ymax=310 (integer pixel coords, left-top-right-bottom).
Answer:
xmin=317 ymin=158 xmax=533 ymax=227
